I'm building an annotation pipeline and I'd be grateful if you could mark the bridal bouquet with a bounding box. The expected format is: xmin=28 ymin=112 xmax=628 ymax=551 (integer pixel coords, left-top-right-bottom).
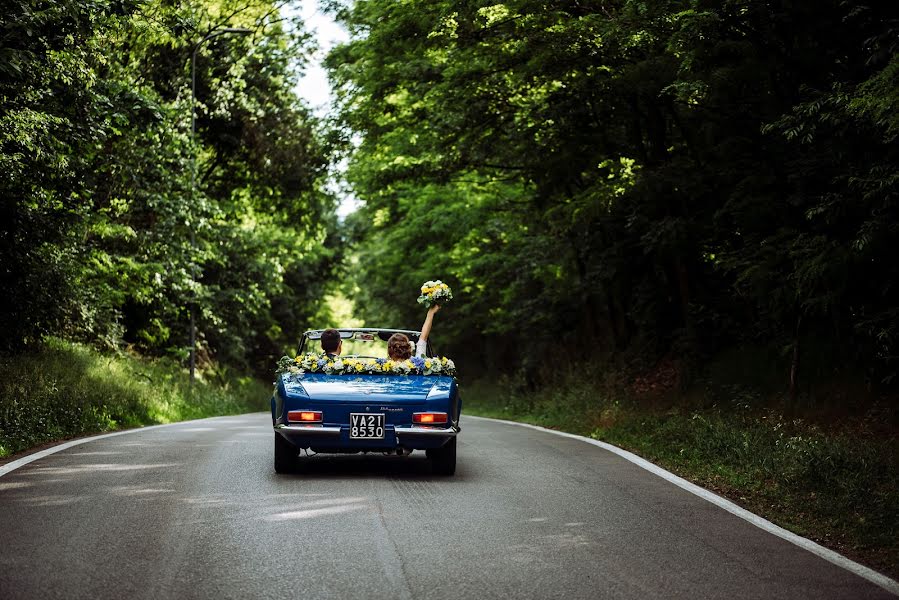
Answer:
xmin=417 ymin=280 xmax=453 ymax=308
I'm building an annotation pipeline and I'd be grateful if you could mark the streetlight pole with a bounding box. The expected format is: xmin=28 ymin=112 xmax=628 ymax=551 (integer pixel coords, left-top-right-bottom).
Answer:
xmin=189 ymin=27 xmax=252 ymax=387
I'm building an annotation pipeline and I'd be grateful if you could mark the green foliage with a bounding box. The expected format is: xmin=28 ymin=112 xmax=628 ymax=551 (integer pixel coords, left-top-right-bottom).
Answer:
xmin=0 ymin=0 xmax=339 ymax=376
xmin=328 ymin=0 xmax=899 ymax=388
xmin=0 ymin=338 xmax=270 ymax=457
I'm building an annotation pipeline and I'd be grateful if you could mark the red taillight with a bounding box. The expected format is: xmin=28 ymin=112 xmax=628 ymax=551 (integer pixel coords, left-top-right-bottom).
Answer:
xmin=412 ymin=412 xmax=448 ymax=425
xmin=288 ymin=410 xmax=322 ymax=423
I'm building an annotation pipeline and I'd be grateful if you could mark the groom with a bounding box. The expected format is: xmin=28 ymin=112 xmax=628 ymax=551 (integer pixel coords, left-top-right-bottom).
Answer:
xmin=320 ymin=329 xmax=342 ymax=359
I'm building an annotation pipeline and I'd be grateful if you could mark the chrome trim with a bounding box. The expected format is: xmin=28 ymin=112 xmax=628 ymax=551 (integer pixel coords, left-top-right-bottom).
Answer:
xmin=275 ymin=424 xmax=460 ymax=440
xmin=275 ymin=424 xmax=341 ymax=436
xmin=303 ymin=328 xmax=421 ymax=339
xmin=394 ymin=426 xmax=459 ymax=440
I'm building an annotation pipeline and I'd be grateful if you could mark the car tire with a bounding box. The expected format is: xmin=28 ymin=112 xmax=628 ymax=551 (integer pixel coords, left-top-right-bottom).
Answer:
xmin=429 ymin=437 xmax=456 ymax=476
xmin=274 ymin=432 xmax=298 ymax=474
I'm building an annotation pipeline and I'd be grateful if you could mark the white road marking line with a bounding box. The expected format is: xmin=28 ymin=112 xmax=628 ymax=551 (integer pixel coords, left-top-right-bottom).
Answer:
xmin=467 ymin=414 xmax=899 ymax=597
xmin=0 ymin=415 xmax=258 ymax=478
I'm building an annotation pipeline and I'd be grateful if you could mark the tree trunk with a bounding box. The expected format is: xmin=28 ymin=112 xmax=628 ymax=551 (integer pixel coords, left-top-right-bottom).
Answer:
xmin=605 ymin=288 xmax=623 ymax=349
xmin=789 ymin=315 xmax=802 ymax=402
xmin=674 ymin=256 xmax=691 ymax=328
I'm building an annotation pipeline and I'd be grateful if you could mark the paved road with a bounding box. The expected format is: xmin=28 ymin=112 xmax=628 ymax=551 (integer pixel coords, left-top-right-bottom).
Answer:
xmin=0 ymin=413 xmax=891 ymax=599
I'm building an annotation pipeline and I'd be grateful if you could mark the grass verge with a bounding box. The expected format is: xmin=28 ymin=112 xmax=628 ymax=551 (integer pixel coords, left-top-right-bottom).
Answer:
xmin=0 ymin=338 xmax=270 ymax=459
xmin=463 ymin=375 xmax=898 ymax=579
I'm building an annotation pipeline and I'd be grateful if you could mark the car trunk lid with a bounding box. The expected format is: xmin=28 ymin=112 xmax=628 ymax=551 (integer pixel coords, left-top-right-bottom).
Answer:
xmin=290 ymin=373 xmax=438 ymax=405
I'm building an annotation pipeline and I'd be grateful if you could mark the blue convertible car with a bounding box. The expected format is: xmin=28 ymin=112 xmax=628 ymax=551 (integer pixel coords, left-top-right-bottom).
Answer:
xmin=271 ymin=329 xmax=461 ymax=475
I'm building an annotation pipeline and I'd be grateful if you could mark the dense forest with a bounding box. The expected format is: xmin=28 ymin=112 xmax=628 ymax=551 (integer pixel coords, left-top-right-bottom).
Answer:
xmin=1 ymin=0 xmax=338 ymax=378
xmin=2 ymin=0 xmax=898 ymax=397
xmin=324 ymin=0 xmax=899 ymax=402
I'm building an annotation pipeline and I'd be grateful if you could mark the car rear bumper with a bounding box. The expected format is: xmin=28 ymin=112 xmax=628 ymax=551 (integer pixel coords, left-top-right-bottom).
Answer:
xmin=275 ymin=424 xmax=343 ymax=436
xmin=274 ymin=423 xmax=459 ymax=450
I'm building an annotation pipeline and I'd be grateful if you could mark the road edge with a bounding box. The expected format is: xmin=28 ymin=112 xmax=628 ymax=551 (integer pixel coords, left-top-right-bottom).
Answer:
xmin=466 ymin=414 xmax=899 ymax=597
xmin=0 ymin=414 xmax=260 ymax=478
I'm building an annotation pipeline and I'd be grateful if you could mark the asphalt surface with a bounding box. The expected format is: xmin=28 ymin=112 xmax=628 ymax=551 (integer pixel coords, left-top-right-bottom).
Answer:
xmin=0 ymin=413 xmax=891 ymax=599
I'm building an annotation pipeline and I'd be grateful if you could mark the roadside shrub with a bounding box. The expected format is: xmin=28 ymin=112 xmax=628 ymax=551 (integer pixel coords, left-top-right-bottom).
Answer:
xmin=0 ymin=338 xmax=269 ymax=457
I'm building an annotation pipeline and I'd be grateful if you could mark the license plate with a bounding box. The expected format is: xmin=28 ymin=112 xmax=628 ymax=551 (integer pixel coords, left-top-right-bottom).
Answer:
xmin=350 ymin=413 xmax=385 ymax=439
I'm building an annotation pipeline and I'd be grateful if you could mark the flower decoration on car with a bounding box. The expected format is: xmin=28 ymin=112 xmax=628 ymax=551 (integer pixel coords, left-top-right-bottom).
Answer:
xmin=417 ymin=280 xmax=453 ymax=308
xmin=276 ymin=354 xmax=456 ymax=377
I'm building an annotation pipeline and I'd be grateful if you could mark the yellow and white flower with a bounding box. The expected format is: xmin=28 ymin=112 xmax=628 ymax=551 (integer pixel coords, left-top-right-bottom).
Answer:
xmin=417 ymin=280 xmax=453 ymax=308
xmin=276 ymin=353 xmax=457 ymax=377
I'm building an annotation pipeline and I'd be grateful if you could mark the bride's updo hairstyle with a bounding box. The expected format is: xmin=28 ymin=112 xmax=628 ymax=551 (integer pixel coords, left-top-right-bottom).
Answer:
xmin=387 ymin=333 xmax=413 ymax=361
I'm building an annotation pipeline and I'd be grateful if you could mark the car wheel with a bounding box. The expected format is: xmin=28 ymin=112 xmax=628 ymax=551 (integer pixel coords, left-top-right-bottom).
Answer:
xmin=274 ymin=432 xmax=298 ymax=473
xmin=429 ymin=437 xmax=456 ymax=476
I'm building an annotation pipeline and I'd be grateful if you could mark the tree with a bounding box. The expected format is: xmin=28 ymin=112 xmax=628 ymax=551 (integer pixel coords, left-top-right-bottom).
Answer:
xmin=0 ymin=0 xmax=340 ymax=377
xmin=327 ymin=0 xmax=899 ymax=391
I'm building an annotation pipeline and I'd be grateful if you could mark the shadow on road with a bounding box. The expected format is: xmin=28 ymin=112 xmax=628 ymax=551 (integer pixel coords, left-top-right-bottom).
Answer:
xmin=271 ymin=452 xmax=466 ymax=482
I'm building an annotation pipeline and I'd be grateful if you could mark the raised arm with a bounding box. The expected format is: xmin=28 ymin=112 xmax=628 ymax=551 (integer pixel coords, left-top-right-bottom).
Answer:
xmin=419 ymin=304 xmax=441 ymax=343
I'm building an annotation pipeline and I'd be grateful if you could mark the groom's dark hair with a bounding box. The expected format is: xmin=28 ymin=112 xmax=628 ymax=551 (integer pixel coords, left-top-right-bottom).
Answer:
xmin=321 ymin=329 xmax=341 ymax=353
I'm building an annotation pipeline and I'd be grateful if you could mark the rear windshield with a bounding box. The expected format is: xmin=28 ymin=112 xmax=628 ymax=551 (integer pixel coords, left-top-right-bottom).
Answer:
xmin=341 ymin=333 xmax=392 ymax=359
xmin=300 ymin=330 xmax=427 ymax=358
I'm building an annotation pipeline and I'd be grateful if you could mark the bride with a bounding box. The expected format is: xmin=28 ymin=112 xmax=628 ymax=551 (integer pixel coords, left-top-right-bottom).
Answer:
xmin=387 ymin=305 xmax=440 ymax=361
